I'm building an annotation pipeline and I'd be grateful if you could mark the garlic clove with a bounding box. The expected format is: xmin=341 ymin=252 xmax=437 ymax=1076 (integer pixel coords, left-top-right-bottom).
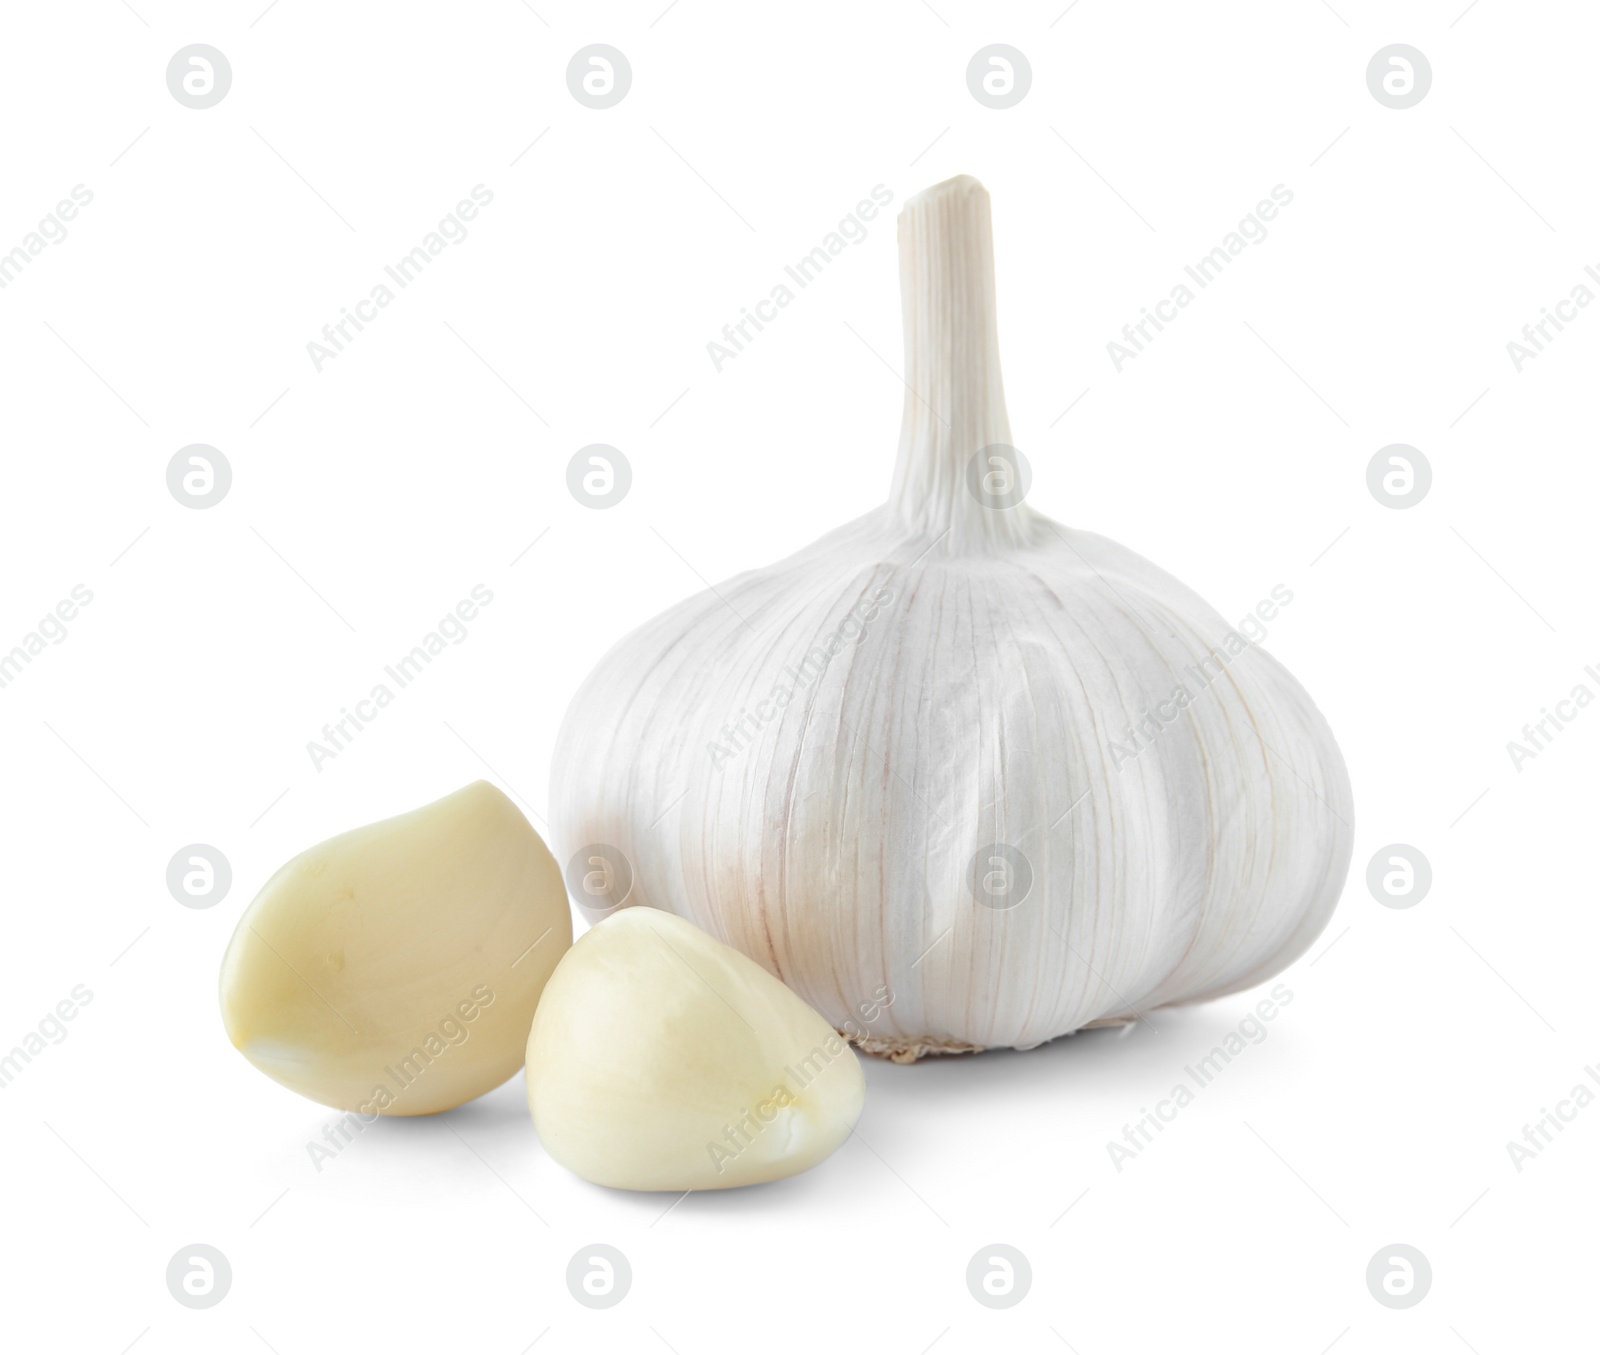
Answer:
xmin=220 ymin=781 xmax=571 ymax=1116
xmin=525 ymin=908 xmax=866 ymax=1191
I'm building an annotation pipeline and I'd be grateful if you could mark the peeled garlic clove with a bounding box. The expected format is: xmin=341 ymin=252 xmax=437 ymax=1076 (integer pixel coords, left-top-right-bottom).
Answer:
xmin=220 ymin=781 xmax=571 ymax=1116
xmin=551 ymin=175 xmax=1354 ymax=1059
xmin=526 ymin=909 xmax=866 ymax=1190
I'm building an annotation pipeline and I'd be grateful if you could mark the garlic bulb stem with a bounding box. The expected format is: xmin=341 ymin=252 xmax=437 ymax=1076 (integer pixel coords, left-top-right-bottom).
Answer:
xmin=890 ymin=175 xmax=1029 ymax=547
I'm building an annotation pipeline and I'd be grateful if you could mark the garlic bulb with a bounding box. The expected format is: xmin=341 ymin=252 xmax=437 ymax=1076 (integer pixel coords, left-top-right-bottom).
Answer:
xmin=526 ymin=908 xmax=865 ymax=1190
xmin=221 ymin=782 xmax=571 ymax=1113
xmin=551 ymin=175 xmax=1353 ymax=1060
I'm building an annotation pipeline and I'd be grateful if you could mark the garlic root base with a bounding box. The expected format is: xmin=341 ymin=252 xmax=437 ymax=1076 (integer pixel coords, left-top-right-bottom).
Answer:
xmin=848 ymin=1014 xmax=1146 ymax=1062
xmin=846 ymin=1033 xmax=985 ymax=1063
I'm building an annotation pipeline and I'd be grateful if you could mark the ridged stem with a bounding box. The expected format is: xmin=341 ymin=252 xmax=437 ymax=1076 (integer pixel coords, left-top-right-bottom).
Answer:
xmin=888 ymin=175 xmax=1031 ymax=547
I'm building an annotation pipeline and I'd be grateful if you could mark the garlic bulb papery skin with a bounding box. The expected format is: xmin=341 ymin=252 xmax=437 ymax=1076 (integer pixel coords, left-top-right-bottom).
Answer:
xmin=551 ymin=175 xmax=1353 ymax=1061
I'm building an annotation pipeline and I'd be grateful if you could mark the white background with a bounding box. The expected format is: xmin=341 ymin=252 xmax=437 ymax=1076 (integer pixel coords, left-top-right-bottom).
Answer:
xmin=1 ymin=1 xmax=1595 ymax=1351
